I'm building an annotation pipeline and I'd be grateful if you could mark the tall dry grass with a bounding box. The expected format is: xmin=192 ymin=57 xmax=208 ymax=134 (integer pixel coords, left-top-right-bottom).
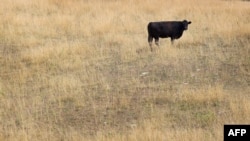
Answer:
xmin=0 ymin=0 xmax=249 ymax=140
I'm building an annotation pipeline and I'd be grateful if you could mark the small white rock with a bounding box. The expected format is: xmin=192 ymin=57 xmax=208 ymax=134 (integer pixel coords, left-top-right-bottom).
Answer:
xmin=140 ymin=72 xmax=149 ymax=76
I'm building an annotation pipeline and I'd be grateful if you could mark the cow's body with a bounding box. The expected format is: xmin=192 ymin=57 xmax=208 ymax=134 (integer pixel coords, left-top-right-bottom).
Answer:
xmin=147 ymin=20 xmax=191 ymax=51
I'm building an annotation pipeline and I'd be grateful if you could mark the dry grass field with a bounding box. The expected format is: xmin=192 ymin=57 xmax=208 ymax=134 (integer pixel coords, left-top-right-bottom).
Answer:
xmin=0 ymin=0 xmax=250 ymax=140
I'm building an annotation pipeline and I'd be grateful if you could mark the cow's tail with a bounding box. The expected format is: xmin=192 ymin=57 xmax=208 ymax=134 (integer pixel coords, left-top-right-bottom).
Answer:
xmin=147 ymin=22 xmax=152 ymax=34
xmin=147 ymin=22 xmax=153 ymax=51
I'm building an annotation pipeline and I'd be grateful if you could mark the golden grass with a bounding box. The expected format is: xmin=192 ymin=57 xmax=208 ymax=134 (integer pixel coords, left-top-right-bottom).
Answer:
xmin=0 ymin=0 xmax=250 ymax=140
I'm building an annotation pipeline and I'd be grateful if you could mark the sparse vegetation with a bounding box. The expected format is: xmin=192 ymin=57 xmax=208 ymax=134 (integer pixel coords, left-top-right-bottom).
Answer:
xmin=0 ymin=0 xmax=249 ymax=140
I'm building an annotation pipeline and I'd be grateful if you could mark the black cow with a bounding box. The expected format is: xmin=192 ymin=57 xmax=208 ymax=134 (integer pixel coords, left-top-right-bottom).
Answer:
xmin=147 ymin=20 xmax=191 ymax=51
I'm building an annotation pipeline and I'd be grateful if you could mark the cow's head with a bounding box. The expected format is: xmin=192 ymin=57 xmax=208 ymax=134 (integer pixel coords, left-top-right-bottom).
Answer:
xmin=183 ymin=20 xmax=192 ymax=30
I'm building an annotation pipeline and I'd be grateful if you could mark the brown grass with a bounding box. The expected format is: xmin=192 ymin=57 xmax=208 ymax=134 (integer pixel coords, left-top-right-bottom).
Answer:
xmin=0 ymin=0 xmax=250 ymax=140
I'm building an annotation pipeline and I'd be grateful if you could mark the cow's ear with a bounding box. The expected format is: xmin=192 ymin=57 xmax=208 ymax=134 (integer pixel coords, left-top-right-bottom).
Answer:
xmin=188 ymin=21 xmax=192 ymax=24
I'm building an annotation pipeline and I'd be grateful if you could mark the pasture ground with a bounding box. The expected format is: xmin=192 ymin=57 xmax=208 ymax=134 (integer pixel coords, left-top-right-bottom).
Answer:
xmin=0 ymin=0 xmax=249 ymax=140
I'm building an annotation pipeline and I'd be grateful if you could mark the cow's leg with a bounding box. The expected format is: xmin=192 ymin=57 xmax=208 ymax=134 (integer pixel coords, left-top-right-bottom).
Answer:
xmin=148 ymin=35 xmax=153 ymax=51
xmin=155 ymin=37 xmax=159 ymax=46
xmin=171 ymin=38 xmax=174 ymax=45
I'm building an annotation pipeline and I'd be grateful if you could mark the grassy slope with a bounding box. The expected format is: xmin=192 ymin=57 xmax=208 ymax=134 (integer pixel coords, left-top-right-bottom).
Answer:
xmin=0 ymin=0 xmax=249 ymax=140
